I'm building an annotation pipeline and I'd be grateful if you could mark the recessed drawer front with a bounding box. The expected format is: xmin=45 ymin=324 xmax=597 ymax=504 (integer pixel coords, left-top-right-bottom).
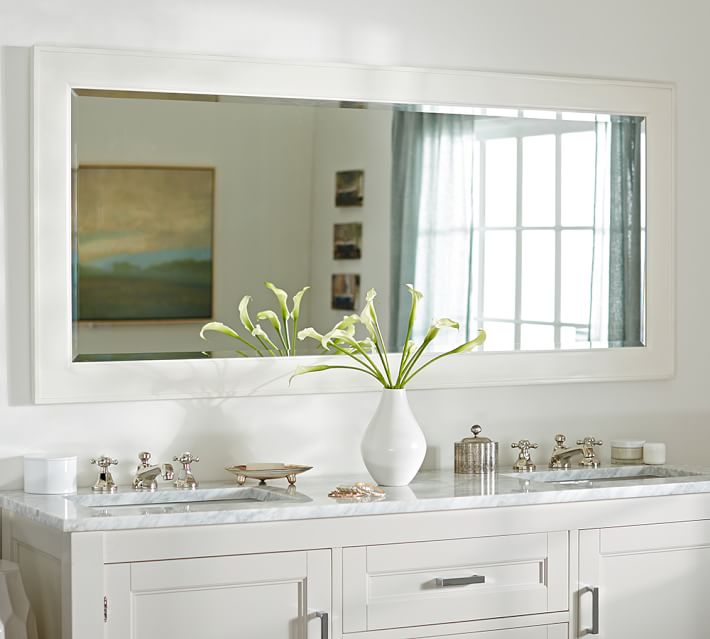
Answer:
xmin=342 ymin=531 xmax=568 ymax=633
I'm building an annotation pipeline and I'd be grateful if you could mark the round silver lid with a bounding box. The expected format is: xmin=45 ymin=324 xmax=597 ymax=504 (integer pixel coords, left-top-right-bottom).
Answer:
xmin=459 ymin=424 xmax=493 ymax=445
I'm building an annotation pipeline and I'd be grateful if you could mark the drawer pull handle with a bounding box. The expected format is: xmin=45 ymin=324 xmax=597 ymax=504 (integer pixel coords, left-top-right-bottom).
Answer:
xmin=314 ymin=611 xmax=329 ymax=639
xmin=580 ymin=586 xmax=599 ymax=635
xmin=435 ymin=574 xmax=485 ymax=587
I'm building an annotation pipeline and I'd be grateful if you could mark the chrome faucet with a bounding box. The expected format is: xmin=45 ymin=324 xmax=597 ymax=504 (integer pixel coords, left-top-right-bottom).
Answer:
xmin=90 ymin=456 xmax=118 ymax=493
xmin=132 ymin=451 xmax=175 ymax=491
xmin=549 ymin=434 xmax=603 ymax=469
xmin=173 ymin=452 xmax=200 ymax=489
xmin=511 ymin=440 xmax=538 ymax=472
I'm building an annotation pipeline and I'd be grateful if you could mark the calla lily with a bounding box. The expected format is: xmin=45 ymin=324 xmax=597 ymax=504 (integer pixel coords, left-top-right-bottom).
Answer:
xmin=251 ymin=325 xmax=280 ymax=355
xmin=238 ymin=296 xmax=256 ymax=333
xmin=298 ymin=327 xmax=324 ymax=342
xmin=256 ymin=309 xmax=281 ymax=332
xmin=290 ymin=286 xmax=310 ymax=321
xmin=202 ymin=283 xmax=312 ymax=357
xmin=292 ymin=285 xmax=486 ymax=388
xmin=200 ymin=321 xmax=239 ymax=341
xmin=265 ymin=281 xmax=291 ymax=352
xmin=199 ymin=321 xmax=263 ymax=356
xmin=257 ymin=309 xmax=288 ymax=354
xmin=265 ymin=282 xmax=289 ymax=322
xmin=400 ymin=329 xmax=487 ymax=386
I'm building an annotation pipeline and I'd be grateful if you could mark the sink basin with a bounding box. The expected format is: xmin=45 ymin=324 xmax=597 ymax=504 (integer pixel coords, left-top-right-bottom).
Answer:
xmin=67 ymin=485 xmax=307 ymax=515
xmin=503 ymin=466 xmax=704 ymax=486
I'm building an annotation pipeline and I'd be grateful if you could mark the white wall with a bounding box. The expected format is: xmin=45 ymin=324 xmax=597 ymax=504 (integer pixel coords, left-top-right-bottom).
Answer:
xmin=0 ymin=0 xmax=708 ymax=489
xmin=309 ymin=106 xmax=393 ymax=334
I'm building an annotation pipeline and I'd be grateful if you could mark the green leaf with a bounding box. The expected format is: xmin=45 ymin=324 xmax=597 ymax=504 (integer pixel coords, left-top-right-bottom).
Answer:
xmin=290 ymin=286 xmax=310 ymax=321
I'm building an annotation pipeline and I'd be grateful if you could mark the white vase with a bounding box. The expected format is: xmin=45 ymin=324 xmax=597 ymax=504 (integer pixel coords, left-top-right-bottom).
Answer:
xmin=361 ymin=389 xmax=427 ymax=486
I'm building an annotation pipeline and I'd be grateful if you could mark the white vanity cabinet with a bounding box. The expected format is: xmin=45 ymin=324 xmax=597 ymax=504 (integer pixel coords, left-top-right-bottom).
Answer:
xmin=6 ymin=488 xmax=710 ymax=639
xmin=103 ymin=550 xmax=331 ymax=639
xmin=578 ymin=520 xmax=710 ymax=638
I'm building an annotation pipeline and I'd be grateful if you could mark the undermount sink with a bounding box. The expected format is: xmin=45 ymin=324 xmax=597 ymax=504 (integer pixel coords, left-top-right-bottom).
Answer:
xmin=67 ymin=485 xmax=306 ymax=515
xmin=504 ymin=466 xmax=704 ymax=486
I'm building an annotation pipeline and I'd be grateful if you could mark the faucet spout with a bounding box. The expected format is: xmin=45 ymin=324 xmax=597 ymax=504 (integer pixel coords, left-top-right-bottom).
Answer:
xmin=132 ymin=465 xmax=162 ymax=491
xmin=549 ymin=448 xmax=584 ymax=469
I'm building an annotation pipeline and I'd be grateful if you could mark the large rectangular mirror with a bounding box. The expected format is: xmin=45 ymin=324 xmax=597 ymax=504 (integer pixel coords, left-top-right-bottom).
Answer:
xmin=32 ymin=47 xmax=673 ymax=402
xmin=71 ymin=90 xmax=647 ymax=362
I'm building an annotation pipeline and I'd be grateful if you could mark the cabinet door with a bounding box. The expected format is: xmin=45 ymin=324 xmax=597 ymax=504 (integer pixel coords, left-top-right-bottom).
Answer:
xmin=579 ymin=521 xmax=710 ymax=638
xmin=104 ymin=549 xmax=330 ymax=639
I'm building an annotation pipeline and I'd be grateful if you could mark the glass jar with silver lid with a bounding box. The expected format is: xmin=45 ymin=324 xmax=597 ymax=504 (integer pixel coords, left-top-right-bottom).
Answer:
xmin=455 ymin=424 xmax=498 ymax=474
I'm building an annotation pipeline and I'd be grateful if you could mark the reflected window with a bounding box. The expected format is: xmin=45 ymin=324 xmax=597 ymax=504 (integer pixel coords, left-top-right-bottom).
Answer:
xmin=391 ymin=110 xmax=645 ymax=352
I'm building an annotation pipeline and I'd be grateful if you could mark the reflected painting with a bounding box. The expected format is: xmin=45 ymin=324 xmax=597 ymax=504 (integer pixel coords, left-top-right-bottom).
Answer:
xmin=74 ymin=166 xmax=214 ymax=321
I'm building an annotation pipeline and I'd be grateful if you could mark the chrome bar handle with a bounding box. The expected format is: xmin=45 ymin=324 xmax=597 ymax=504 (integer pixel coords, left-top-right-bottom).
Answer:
xmin=435 ymin=574 xmax=485 ymax=587
xmin=314 ymin=611 xmax=328 ymax=639
xmin=581 ymin=585 xmax=599 ymax=635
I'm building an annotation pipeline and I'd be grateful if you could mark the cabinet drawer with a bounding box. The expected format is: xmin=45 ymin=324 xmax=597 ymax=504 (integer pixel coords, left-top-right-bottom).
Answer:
xmin=343 ymin=532 xmax=568 ymax=632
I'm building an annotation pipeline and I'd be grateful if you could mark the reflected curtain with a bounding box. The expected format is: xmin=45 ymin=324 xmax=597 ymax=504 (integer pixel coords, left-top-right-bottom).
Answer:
xmin=390 ymin=111 xmax=476 ymax=349
xmin=608 ymin=115 xmax=643 ymax=347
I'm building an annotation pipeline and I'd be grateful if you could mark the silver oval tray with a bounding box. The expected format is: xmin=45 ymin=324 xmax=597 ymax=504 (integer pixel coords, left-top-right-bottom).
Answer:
xmin=225 ymin=463 xmax=312 ymax=485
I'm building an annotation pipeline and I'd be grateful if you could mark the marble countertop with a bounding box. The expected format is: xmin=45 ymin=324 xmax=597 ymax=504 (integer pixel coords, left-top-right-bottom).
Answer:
xmin=3 ymin=465 xmax=710 ymax=532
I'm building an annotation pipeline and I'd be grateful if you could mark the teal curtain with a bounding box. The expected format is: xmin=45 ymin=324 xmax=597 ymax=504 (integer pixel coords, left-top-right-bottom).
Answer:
xmin=608 ymin=116 xmax=644 ymax=346
xmin=389 ymin=110 xmax=476 ymax=349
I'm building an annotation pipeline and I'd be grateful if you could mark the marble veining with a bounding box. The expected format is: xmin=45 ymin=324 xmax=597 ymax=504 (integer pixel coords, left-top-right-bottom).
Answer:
xmin=3 ymin=465 xmax=710 ymax=532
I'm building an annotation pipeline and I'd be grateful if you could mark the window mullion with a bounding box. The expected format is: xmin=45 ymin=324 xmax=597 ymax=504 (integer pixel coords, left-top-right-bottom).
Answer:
xmin=515 ymin=136 xmax=523 ymax=349
xmin=554 ymin=131 xmax=562 ymax=348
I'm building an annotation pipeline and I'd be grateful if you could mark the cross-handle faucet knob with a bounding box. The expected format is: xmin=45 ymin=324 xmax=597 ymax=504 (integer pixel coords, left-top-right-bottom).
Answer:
xmin=173 ymin=452 xmax=199 ymax=489
xmin=576 ymin=436 xmax=603 ymax=467
xmin=511 ymin=440 xmax=538 ymax=472
xmin=90 ymin=455 xmax=118 ymax=469
xmin=90 ymin=456 xmax=118 ymax=493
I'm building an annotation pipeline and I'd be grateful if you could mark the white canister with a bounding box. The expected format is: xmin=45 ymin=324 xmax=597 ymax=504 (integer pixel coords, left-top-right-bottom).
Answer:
xmin=24 ymin=454 xmax=77 ymax=494
xmin=643 ymin=442 xmax=667 ymax=465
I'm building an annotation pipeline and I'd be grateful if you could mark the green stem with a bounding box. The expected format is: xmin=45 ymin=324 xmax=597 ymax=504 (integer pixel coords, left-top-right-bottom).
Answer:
xmin=397 ymin=337 xmax=434 ymax=386
xmin=369 ymin=316 xmax=393 ymax=387
xmin=401 ymin=347 xmax=460 ymax=387
xmin=395 ymin=340 xmax=413 ymax=387
xmin=330 ymin=343 xmax=388 ymax=386
xmin=301 ymin=364 xmax=385 ymax=383
xmin=291 ymin=317 xmax=298 ymax=356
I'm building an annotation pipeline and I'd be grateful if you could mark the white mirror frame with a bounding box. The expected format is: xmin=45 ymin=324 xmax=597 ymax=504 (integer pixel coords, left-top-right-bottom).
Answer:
xmin=32 ymin=46 xmax=675 ymax=403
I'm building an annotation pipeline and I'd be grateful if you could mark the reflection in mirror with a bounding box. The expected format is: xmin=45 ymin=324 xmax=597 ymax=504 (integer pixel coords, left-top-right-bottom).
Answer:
xmin=71 ymin=91 xmax=645 ymax=362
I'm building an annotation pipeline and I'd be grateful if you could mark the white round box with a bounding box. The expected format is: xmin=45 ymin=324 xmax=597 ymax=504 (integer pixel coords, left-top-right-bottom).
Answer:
xmin=24 ymin=454 xmax=77 ymax=494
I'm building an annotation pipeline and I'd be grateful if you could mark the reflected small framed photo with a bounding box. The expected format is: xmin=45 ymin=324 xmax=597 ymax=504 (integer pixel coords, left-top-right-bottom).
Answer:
xmin=331 ymin=274 xmax=360 ymax=310
xmin=333 ymin=222 xmax=362 ymax=260
xmin=335 ymin=170 xmax=364 ymax=207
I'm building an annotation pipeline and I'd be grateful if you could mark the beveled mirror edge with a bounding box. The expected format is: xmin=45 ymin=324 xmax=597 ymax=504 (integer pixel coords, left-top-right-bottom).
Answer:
xmin=32 ymin=46 xmax=675 ymax=404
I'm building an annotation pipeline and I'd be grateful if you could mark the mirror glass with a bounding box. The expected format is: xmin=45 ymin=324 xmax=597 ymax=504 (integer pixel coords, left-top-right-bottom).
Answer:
xmin=71 ymin=90 xmax=646 ymax=362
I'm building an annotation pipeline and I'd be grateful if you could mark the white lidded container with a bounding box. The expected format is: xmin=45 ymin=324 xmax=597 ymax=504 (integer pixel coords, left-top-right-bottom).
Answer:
xmin=610 ymin=440 xmax=645 ymax=465
xmin=24 ymin=454 xmax=77 ymax=494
